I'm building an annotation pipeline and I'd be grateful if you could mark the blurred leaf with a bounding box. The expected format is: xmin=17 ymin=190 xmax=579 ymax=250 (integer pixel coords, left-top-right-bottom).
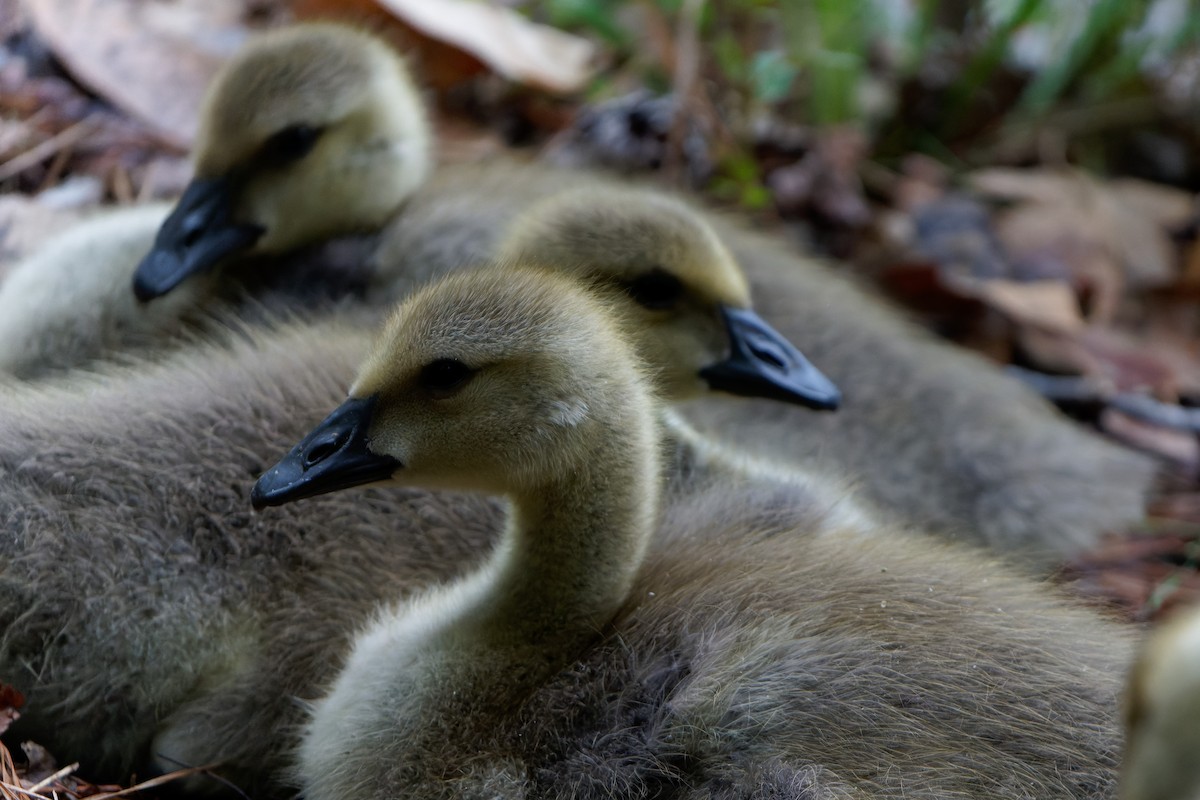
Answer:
xmin=375 ymin=0 xmax=600 ymax=93
xmin=1017 ymin=0 xmax=1145 ymax=117
xmin=809 ymin=49 xmax=863 ymax=125
xmin=942 ymin=0 xmax=1041 ymax=138
xmin=711 ymin=150 xmax=770 ymax=210
xmin=750 ymin=50 xmax=797 ymax=104
xmin=545 ymin=0 xmax=630 ymax=48
xmin=977 ymin=279 xmax=1086 ymax=333
xmin=23 ymin=0 xmax=245 ymax=147
xmin=713 ymin=30 xmax=749 ymax=84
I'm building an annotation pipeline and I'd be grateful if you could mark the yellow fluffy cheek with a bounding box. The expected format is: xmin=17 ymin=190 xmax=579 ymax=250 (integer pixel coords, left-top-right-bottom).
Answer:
xmin=636 ymin=325 xmax=712 ymax=400
xmin=234 ymin=163 xmax=365 ymax=251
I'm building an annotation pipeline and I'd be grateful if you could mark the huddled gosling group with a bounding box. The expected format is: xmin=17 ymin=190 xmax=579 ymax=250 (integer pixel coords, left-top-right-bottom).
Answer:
xmin=0 ymin=25 xmax=1152 ymax=563
xmin=0 ymin=20 xmax=1191 ymax=800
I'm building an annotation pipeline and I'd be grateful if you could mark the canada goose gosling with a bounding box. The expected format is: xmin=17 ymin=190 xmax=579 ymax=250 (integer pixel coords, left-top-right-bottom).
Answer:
xmin=134 ymin=23 xmax=430 ymax=301
xmin=253 ymin=265 xmax=1133 ymax=799
xmin=1122 ymin=605 xmax=1200 ymax=800
xmin=495 ymin=186 xmax=841 ymax=409
xmin=253 ymin=267 xmax=659 ymax=792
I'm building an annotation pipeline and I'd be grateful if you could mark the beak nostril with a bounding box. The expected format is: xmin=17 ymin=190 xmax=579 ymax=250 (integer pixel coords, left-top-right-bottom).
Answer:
xmin=303 ymin=431 xmax=349 ymax=469
xmin=749 ymin=344 xmax=786 ymax=370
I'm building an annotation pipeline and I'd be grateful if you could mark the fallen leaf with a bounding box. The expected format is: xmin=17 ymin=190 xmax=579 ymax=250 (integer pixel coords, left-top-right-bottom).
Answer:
xmin=1014 ymin=326 xmax=1103 ymax=377
xmin=1109 ymin=178 xmax=1196 ymax=232
xmin=969 ymin=166 xmax=1077 ymax=206
xmin=23 ymin=0 xmax=249 ymax=148
xmin=973 ymin=167 xmax=1185 ymax=291
xmin=373 ymin=0 xmax=598 ymax=93
xmin=975 ymin=279 xmax=1085 ymax=333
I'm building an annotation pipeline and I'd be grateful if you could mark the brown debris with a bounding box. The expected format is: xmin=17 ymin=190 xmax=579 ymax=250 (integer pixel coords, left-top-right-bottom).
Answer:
xmin=1064 ymin=530 xmax=1200 ymax=623
xmin=0 ymin=684 xmax=23 ymax=738
xmin=767 ymin=125 xmax=871 ymax=229
xmin=0 ymin=733 xmax=225 ymax=800
xmin=22 ymin=0 xmax=245 ymax=148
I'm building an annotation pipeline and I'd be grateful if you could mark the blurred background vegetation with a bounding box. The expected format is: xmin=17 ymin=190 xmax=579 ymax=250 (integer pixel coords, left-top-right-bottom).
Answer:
xmin=525 ymin=0 xmax=1200 ymax=204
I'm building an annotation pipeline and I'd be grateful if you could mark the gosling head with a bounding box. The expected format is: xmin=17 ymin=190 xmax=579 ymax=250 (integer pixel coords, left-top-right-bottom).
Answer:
xmin=498 ymin=187 xmax=841 ymax=410
xmin=252 ymin=267 xmax=648 ymax=507
xmin=134 ymin=23 xmax=431 ymax=301
xmin=1122 ymin=605 xmax=1200 ymax=800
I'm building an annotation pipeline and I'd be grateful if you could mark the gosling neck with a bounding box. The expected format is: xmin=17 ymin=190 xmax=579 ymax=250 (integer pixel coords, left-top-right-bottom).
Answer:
xmin=474 ymin=409 xmax=661 ymax=649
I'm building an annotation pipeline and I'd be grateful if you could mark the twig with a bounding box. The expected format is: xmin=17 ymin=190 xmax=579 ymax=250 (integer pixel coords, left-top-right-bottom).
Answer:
xmin=1110 ymin=394 xmax=1200 ymax=433
xmin=0 ymin=782 xmax=51 ymax=800
xmin=84 ymin=764 xmax=225 ymax=800
xmin=0 ymin=119 xmax=95 ymax=183
xmin=0 ymin=741 xmax=20 ymax=800
xmin=153 ymin=753 xmax=250 ymax=800
xmin=111 ymin=163 xmax=134 ymax=205
xmin=666 ymin=0 xmax=705 ymax=182
xmin=37 ymin=145 xmax=73 ymax=193
xmin=25 ymin=763 xmax=79 ymax=794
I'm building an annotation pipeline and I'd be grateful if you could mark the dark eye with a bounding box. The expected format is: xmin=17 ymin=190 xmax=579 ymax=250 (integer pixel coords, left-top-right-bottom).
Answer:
xmin=625 ymin=268 xmax=684 ymax=310
xmin=263 ymin=124 xmax=323 ymax=164
xmin=420 ymin=358 xmax=474 ymax=398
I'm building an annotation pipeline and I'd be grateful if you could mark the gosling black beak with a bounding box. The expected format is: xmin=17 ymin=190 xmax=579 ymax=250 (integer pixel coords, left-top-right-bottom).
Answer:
xmin=133 ymin=176 xmax=265 ymax=302
xmin=251 ymin=396 xmax=401 ymax=510
xmin=699 ymin=305 xmax=841 ymax=410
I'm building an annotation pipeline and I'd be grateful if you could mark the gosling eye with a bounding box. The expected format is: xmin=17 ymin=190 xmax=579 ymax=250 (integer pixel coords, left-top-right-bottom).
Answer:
xmin=262 ymin=124 xmax=324 ymax=165
xmin=625 ymin=268 xmax=685 ymax=311
xmin=419 ymin=358 xmax=475 ymax=398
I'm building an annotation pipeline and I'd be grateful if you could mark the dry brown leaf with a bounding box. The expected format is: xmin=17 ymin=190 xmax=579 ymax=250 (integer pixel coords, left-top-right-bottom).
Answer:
xmin=969 ymin=166 xmax=1079 ymax=205
xmin=1098 ymin=180 xmax=1181 ymax=288
xmin=1013 ymin=326 xmax=1103 ymax=377
xmin=294 ymin=0 xmax=491 ymax=90
xmin=975 ymin=279 xmax=1085 ymax=333
xmin=374 ymin=0 xmax=598 ymax=93
xmin=973 ymin=167 xmax=1185 ymax=290
xmin=22 ymin=0 xmax=249 ymax=148
xmin=1109 ymin=178 xmax=1196 ymax=231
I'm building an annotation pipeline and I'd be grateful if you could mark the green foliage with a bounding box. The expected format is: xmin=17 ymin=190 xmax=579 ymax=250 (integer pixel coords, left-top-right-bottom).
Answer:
xmin=525 ymin=0 xmax=1200 ymax=204
xmin=1017 ymin=0 xmax=1149 ymax=116
xmin=544 ymin=0 xmax=631 ymax=47
xmin=711 ymin=150 xmax=772 ymax=210
xmin=750 ymin=50 xmax=797 ymax=104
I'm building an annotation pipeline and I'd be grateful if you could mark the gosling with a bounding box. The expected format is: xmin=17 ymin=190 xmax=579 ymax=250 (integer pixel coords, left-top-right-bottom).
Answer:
xmin=258 ymin=266 xmax=1132 ymax=800
xmin=1121 ymin=604 xmax=1200 ymax=800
